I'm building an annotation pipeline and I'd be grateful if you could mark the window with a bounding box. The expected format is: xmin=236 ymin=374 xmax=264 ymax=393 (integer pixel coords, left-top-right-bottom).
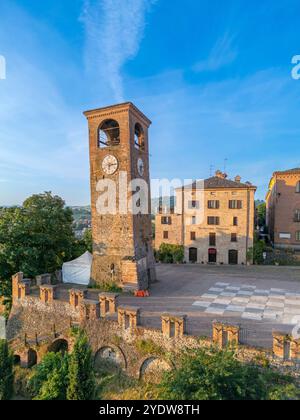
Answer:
xmin=208 ymin=216 xmax=220 ymax=226
xmin=98 ymin=119 xmax=120 ymax=148
xmin=134 ymin=123 xmax=145 ymax=150
xmin=294 ymin=210 xmax=300 ymax=222
xmin=188 ymin=201 xmax=200 ymax=209
xmin=231 ymin=233 xmax=238 ymax=242
xmin=209 ymin=233 xmax=216 ymax=246
xmin=229 ymin=200 xmax=243 ymax=209
xmin=161 ymin=217 xmax=172 ymax=225
xmin=296 ymin=181 xmax=300 ymax=193
xmin=191 ymin=232 xmax=196 ymax=241
xmin=233 ymin=217 xmax=238 ymax=226
xmin=191 ymin=216 xmax=197 ymax=225
xmin=296 ymin=232 xmax=300 ymax=241
xmin=163 ymin=231 xmax=169 ymax=240
xmin=208 ymin=200 xmax=220 ymax=209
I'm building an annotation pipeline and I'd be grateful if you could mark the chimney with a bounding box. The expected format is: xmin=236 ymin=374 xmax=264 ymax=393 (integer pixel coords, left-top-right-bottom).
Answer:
xmin=215 ymin=170 xmax=227 ymax=179
xmin=235 ymin=175 xmax=241 ymax=183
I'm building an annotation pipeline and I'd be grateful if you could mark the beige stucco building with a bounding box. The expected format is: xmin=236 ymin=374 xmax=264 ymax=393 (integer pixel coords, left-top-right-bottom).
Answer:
xmin=155 ymin=171 xmax=256 ymax=265
xmin=266 ymin=168 xmax=300 ymax=251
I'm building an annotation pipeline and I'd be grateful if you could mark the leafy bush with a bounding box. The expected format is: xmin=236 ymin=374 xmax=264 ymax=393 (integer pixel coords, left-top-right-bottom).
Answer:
xmin=158 ymin=347 xmax=300 ymax=401
xmin=29 ymin=329 xmax=96 ymax=401
xmin=89 ymin=282 xmax=122 ymax=293
xmin=29 ymin=352 xmax=69 ymax=400
xmin=157 ymin=244 xmax=184 ymax=264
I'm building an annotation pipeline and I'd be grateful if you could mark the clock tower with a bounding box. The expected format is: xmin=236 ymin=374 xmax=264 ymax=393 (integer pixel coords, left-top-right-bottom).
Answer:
xmin=84 ymin=102 xmax=156 ymax=290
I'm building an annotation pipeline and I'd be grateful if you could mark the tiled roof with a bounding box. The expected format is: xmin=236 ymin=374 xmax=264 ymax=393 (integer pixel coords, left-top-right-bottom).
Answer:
xmin=181 ymin=177 xmax=256 ymax=190
xmin=274 ymin=168 xmax=300 ymax=176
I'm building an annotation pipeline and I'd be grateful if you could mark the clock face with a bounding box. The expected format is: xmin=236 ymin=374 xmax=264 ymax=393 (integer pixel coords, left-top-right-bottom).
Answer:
xmin=137 ymin=158 xmax=144 ymax=176
xmin=102 ymin=155 xmax=118 ymax=175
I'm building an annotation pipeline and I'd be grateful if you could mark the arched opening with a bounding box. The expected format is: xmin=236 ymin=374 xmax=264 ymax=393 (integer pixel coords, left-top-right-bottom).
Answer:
xmin=28 ymin=349 xmax=38 ymax=368
xmin=189 ymin=247 xmax=198 ymax=263
xmin=94 ymin=346 xmax=126 ymax=373
xmin=48 ymin=339 xmax=69 ymax=355
xmin=98 ymin=119 xmax=120 ymax=148
xmin=140 ymin=357 xmax=172 ymax=383
xmin=13 ymin=355 xmax=21 ymax=366
xmin=134 ymin=123 xmax=145 ymax=150
xmin=208 ymin=248 xmax=217 ymax=264
xmin=229 ymin=250 xmax=238 ymax=265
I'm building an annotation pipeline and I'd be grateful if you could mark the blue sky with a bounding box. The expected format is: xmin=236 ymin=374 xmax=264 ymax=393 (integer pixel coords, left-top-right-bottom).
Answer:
xmin=0 ymin=0 xmax=300 ymax=205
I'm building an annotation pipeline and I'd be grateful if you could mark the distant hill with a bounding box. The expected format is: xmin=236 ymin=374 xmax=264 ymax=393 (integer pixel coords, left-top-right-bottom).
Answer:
xmin=69 ymin=197 xmax=175 ymax=220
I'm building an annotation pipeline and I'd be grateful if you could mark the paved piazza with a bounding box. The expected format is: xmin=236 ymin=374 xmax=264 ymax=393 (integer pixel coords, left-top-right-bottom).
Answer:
xmin=119 ymin=264 xmax=300 ymax=349
xmin=193 ymin=282 xmax=300 ymax=324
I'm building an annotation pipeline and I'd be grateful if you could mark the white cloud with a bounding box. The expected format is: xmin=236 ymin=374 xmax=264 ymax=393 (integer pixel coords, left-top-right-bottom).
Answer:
xmin=193 ymin=32 xmax=238 ymax=73
xmin=81 ymin=0 xmax=156 ymax=101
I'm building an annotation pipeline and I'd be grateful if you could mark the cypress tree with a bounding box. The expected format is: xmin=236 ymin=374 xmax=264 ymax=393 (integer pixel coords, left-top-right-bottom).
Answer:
xmin=0 ymin=339 xmax=14 ymax=400
xmin=67 ymin=331 xmax=96 ymax=400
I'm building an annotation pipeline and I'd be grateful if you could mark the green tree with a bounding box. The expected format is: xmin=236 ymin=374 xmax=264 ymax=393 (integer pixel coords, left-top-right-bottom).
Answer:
xmin=253 ymin=239 xmax=268 ymax=264
xmin=73 ymin=229 xmax=93 ymax=257
xmin=0 ymin=339 xmax=14 ymax=400
xmin=29 ymin=352 xmax=69 ymax=401
xmin=158 ymin=347 xmax=299 ymax=401
xmin=0 ymin=192 xmax=76 ymax=304
xmin=67 ymin=330 xmax=96 ymax=400
xmin=256 ymin=202 xmax=266 ymax=228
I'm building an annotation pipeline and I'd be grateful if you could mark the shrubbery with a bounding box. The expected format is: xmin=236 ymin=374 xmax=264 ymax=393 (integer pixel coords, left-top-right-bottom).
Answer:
xmin=28 ymin=330 xmax=96 ymax=401
xmin=0 ymin=339 xmax=14 ymax=400
xmin=158 ymin=347 xmax=300 ymax=401
xmin=156 ymin=244 xmax=184 ymax=264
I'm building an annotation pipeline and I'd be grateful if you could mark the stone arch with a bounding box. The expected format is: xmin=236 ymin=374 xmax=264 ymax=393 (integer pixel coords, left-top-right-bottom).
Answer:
xmin=134 ymin=122 xmax=145 ymax=150
xmin=94 ymin=345 xmax=127 ymax=371
xmin=27 ymin=348 xmax=38 ymax=368
xmin=139 ymin=357 xmax=173 ymax=383
xmin=13 ymin=354 xmax=21 ymax=366
xmin=98 ymin=119 xmax=120 ymax=148
xmin=13 ymin=348 xmax=37 ymax=368
xmin=48 ymin=338 xmax=69 ymax=354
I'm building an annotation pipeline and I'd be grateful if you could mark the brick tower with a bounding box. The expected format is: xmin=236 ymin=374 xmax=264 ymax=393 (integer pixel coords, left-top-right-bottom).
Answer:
xmin=84 ymin=103 xmax=156 ymax=290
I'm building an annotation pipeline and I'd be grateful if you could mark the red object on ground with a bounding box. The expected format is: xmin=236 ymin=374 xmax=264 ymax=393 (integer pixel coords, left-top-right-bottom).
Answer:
xmin=134 ymin=290 xmax=150 ymax=298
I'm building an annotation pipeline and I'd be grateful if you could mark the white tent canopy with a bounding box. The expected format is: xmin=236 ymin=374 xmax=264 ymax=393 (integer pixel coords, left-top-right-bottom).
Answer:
xmin=62 ymin=251 xmax=92 ymax=286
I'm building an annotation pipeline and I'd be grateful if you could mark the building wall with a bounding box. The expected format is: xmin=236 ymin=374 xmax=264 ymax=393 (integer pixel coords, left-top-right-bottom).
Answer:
xmin=267 ymin=173 xmax=300 ymax=251
xmin=155 ymin=185 xmax=256 ymax=265
xmin=154 ymin=213 xmax=183 ymax=250
xmin=183 ymin=188 xmax=255 ymax=265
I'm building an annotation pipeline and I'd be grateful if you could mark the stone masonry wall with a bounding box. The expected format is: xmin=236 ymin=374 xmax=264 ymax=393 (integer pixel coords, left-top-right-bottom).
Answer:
xmin=6 ymin=278 xmax=300 ymax=379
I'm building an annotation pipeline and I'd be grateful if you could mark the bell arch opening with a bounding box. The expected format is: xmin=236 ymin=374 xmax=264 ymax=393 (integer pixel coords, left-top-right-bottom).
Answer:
xmin=98 ymin=119 xmax=120 ymax=148
xmin=134 ymin=123 xmax=145 ymax=150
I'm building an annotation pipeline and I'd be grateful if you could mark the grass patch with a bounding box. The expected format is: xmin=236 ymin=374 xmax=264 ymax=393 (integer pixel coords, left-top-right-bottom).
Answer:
xmin=135 ymin=339 xmax=164 ymax=357
xmin=88 ymin=282 xmax=123 ymax=293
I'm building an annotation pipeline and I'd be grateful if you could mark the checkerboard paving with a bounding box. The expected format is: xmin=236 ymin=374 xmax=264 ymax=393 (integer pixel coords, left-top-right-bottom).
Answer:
xmin=193 ymin=282 xmax=300 ymax=325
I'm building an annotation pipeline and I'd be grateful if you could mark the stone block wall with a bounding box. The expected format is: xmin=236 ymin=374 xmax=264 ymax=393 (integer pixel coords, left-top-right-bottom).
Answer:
xmin=6 ymin=273 xmax=300 ymax=380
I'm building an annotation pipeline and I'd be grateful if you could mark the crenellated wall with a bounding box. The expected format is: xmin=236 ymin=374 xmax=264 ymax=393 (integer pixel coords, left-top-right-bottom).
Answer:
xmin=7 ymin=272 xmax=300 ymax=379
